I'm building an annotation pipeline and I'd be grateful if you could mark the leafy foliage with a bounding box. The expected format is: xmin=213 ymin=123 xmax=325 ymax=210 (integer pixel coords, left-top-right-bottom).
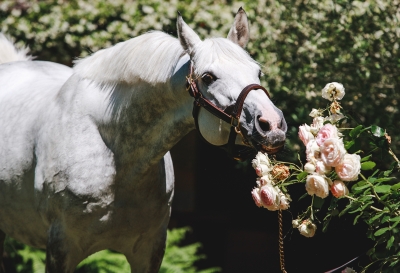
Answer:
xmin=264 ymin=91 xmax=400 ymax=272
xmin=4 ymin=227 xmax=220 ymax=273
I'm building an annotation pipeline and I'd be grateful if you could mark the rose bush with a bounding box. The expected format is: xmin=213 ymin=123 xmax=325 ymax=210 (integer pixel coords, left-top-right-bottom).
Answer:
xmin=251 ymin=82 xmax=400 ymax=273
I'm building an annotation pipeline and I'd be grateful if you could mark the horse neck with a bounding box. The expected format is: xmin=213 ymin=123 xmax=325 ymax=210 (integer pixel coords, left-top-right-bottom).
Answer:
xmin=97 ymin=65 xmax=194 ymax=174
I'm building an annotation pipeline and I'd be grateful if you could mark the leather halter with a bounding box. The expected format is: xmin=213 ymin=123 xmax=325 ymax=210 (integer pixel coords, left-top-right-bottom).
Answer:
xmin=185 ymin=62 xmax=271 ymax=158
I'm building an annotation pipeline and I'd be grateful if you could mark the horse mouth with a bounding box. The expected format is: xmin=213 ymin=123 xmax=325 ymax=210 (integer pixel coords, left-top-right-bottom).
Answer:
xmin=256 ymin=142 xmax=284 ymax=155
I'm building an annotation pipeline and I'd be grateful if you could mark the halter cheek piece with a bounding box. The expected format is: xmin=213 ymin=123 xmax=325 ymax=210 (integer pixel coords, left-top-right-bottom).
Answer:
xmin=186 ymin=62 xmax=271 ymax=158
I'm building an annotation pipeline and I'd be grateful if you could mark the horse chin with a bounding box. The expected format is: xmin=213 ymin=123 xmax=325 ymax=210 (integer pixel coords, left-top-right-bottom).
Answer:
xmin=254 ymin=141 xmax=285 ymax=155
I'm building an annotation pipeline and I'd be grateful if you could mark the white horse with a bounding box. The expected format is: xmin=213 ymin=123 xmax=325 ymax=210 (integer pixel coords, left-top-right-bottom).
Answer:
xmin=0 ymin=9 xmax=286 ymax=273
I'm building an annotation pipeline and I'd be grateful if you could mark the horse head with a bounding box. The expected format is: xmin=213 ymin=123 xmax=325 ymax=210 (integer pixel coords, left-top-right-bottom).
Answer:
xmin=177 ymin=8 xmax=287 ymax=157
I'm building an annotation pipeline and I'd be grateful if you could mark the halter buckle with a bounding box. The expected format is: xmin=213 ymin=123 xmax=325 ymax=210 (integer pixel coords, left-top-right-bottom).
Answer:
xmin=230 ymin=116 xmax=239 ymax=127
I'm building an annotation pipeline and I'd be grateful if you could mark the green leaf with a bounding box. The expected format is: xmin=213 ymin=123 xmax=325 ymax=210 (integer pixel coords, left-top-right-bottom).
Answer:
xmin=381 ymin=215 xmax=390 ymax=223
xmin=313 ymin=196 xmax=325 ymax=209
xmin=389 ymin=216 xmax=400 ymax=222
xmin=374 ymin=177 xmax=395 ymax=183
xmin=298 ymin=193 xmax=308 ymax=201
xmin=374 ymin=227 xmax=390 ymax=236
xmin=345 ymin=140 xmax=355 ymax=150
xmin=361 ymin=155 xmax=372 ymax=162
xmin=361 ymin=161 xmax=376 ymax=170
xmin=383 ymin=169 xmax=393 ymax=177
xmin=296 ymin=171 xmax=308 ymax=181
xmin=353 ymin=213 xmax=362 ymax=225
xmin=391 ymin=183 xmax=400 ymax=191
xmin=371 ymin=125 xmax=385 ymax=137
xmin=353 ymin=184 xmax=370 ymax=192
xmin=374 ymin=185 xmax=391 ymax=193
xmin=386 ymin=235 xmax=394 ymax=250
xmin=349 ymin=125 xmax=363 ymax=138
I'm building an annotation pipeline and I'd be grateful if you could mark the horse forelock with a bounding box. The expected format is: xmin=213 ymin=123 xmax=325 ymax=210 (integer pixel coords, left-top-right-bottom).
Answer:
xmin=73 ymin=31 xmax=185 ymax=86
xmin=191 ymin=37 xmax=260 ymax=74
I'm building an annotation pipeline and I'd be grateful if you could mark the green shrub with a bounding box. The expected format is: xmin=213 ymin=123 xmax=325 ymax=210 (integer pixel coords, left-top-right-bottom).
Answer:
xmin=3 ymin=227 xmax=220 ymax=273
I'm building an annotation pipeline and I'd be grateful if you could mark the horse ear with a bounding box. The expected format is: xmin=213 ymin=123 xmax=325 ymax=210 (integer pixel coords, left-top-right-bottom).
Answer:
xmin=227 ymin=7 xmax=250 ymax=48
xmin=177 ymin=12 xmax=201 ymax=57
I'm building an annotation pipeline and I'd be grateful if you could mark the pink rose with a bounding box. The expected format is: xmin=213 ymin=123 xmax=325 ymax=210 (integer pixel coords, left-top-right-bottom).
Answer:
xmin=259 ymin=184 xmax=280 ymax=211
xmin=251 ymin=188 xmax=263 ymax=207
xmin=320 ymin=138 xmax=346 ymax=167
xmin=305 ymin=174 xmax=329 ymax=198
xmin=299 ymin=124 xmax=314 ymax=146
xmin=330 ymin=180 xmax=349 ymax=198
xmin=335 ymin=154 xmax=361 ymax=181
xmin=316 ymin=124 xmax=339 ymax=146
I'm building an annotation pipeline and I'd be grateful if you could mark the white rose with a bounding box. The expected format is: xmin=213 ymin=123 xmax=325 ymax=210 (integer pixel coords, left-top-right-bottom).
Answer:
xmin=258 ymin=174 xmax=274 ymax=186
xmin=304 ymin=162 xmax=316 ymax=173
xmin=321 ymin=82 xmax=345 ymax=101
xmin=310 ymin=117 xmax=325 ymax=135
xmin=309 ymin=108 xmax=322 ymax=118
xmin=279 ymin=191 xmax=291 ymax=210
xmin=327 ymin=113 xmax=345 ymax=123
xmin=315 ymin=160 xmax=332 ymax=175
xmin=298 ymin=124 xmax=314 ymax=146
xmin=306 ymin=140 xmax=320 ymax=164
xmin=259 ymin=183 xmax=280 ymax=211
xmin=305 ymin=174 xmax=329 ymax=198
xmin=320 ymin=138 xmax=346 ymax=167
xmin=298 ymin=220 xmax=317 ymax=238
xmin=335 ymin=154 xmax=361 ymax=181
xmin=252 ymin=152 xmax=271 ymax=176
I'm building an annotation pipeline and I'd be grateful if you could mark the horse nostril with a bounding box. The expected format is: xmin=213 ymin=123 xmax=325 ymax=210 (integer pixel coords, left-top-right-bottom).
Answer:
xmin=257 ymin=116 xmax=270 ymax=132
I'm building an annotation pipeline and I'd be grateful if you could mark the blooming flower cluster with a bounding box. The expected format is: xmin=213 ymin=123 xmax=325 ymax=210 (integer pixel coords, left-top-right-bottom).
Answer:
xmin=299 ymin=83 xmax=361 ymax=200
xmin=251 ymin=82 xmax=363 ymax=239
xmin=251 ymin=152 xmax=291 ymax=211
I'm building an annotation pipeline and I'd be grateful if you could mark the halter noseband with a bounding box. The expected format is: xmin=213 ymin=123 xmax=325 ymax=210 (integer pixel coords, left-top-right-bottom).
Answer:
xmin=186 ymin=62 xmax=271 ymax=158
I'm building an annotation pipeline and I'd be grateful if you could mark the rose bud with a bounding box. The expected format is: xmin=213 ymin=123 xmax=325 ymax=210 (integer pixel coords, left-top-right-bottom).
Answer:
xmin=298 ymin=219 xmax=317 ymax=238
xmin=330 ymin=180 xmax=349 ymax=198
xmin=304 ymin=162 xmax=316 ymax=173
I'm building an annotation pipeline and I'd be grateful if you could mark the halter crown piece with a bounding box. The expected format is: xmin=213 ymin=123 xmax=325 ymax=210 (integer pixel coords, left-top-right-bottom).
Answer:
xmin=186 ymin=62 xmax=271 ymax=159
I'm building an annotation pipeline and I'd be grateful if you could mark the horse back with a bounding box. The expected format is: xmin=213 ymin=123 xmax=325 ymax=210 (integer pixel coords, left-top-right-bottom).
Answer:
xmin=0 ymin=61 xmax=72 ymax=245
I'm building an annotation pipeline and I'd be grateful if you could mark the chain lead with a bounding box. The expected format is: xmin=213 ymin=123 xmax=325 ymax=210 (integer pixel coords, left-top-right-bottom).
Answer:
xmin=278 ymin=209 xmax=287 ymax=273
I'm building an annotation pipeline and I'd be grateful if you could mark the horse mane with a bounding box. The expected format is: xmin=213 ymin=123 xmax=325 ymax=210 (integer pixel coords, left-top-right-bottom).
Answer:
xmin=73 ymin=30 xmax=259 ymax=87
xmin=73 ymin=31 xmax=185 ymax=86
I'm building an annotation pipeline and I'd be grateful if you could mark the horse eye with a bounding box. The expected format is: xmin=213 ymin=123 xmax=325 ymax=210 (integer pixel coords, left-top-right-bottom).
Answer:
xmin=201 ymin=73 xmax=216 ymax=85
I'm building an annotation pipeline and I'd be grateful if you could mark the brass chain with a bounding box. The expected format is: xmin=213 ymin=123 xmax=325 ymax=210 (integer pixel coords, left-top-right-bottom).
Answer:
xmin=278 ymin=209 xmax=287 ymax=273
